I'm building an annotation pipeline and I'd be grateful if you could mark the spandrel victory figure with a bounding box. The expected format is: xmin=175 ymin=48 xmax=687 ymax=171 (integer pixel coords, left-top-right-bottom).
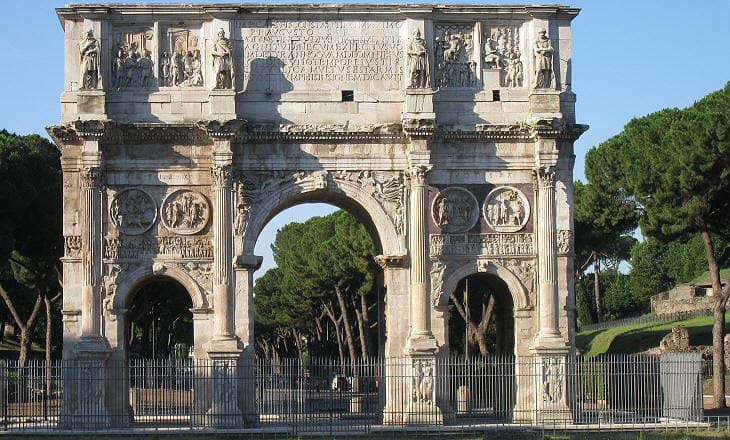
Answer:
xmin=212 ymin=28 xmax=234 ymax=89
xmin=79 ymin=30 xmax=100 ymax=89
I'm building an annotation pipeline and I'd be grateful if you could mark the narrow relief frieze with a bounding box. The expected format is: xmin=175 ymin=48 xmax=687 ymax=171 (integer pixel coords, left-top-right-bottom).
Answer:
xmin=104 ymin=235 xmax=213 ymax=260
xmin=430 ymin=232 xmax=534 ymax=257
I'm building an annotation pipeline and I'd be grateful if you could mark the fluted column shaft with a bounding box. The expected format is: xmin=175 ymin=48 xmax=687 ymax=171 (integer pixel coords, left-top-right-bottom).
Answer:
xmin=535 ymin=166 xmax=562 ymax=341
xmin=408 ymin=165 xmax=432 ymax=338
xmin=80 ymin=166 xmax=103 ymax=338
xmin=212 ymin=164 xmax=233 ymax=338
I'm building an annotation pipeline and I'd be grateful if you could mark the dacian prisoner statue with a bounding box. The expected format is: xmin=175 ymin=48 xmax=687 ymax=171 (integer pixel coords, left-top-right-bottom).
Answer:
xmin=49 ymin=3 xmax=585 ymax=428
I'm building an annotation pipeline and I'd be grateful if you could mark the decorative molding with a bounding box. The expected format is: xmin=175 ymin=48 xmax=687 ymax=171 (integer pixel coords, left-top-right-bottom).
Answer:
xmin=430 ymin=233 xmax=534 ymax=257
xmin=374 ymin=254 xmax=409 ymax=269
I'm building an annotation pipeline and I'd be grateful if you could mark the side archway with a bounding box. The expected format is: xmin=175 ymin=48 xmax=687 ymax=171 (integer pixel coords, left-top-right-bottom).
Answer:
xmin=113 ymin=264 xmax=208 ymax=312
xmin=438 ymin=259 xmax=532 ymax=311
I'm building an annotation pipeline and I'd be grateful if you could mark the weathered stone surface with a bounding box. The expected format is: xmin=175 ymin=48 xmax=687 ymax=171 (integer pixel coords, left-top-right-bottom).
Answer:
xmin=51 ymin=3 xmax=585 ymax=426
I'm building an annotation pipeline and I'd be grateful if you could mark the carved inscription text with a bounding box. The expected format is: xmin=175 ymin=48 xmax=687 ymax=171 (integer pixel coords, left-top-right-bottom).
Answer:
xmin=242 ymin=20 xmax=403 ymax=88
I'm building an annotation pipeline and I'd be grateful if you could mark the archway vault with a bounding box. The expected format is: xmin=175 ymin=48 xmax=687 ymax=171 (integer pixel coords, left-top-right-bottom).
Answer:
xmin=438 ymin=259 xmax=533 ymax=311
xmin=113 ymin=264 xmax=209 ymax=312
xmin=241 ymin=172 xmax=405 ymax=258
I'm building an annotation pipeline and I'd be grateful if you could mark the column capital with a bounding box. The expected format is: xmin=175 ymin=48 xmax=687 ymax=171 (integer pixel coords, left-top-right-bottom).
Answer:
xmin=80 ymin=166 xmax=105 ymax=188
xmin=532 ymin=165 xmax=556 ymax=189
xmin=234 ymin=255 xmax=263 ymax=271
xmin=211 ymin=165 xmax=232 ymax=188
xmin=407 ymin=164 xmax=433 ymax=186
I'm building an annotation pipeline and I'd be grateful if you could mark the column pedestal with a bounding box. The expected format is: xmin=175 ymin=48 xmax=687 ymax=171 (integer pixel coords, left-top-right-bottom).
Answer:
xmin=59 ymin=347 xmax=111 ymax=430
xmin=402 ymin=355 xmax=443 ymax=425
xmin=204 ymin=350 xmax=244 ymax=429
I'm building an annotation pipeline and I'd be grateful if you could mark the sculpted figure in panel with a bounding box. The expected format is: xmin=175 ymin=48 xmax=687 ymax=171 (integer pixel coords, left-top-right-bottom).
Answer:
xmin=432 ymin=187 xmax=479 ymax=234
xmin=434 ymin=25 xmax=477 ymax=88
xmin=112 ymin=30 xmax=155 ymax=89
xmin=533 ymin=29 xmax=555 ymax=88
xmin=212 ymin=28 xmax=234 ymax=89
xmin=79 ymin=30 xmax=100 ymax=89
xmin=407 ymin=30 xmax=430 ymax=89
xmin=161 ymin=28 xmax=203 ymax=87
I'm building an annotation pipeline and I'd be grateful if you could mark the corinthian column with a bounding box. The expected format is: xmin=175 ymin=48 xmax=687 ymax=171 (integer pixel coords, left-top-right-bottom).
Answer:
xmin=80 ymin=166 xmax=103 ymax=339
xmin=533 ymin=166 xmax=565 ymax=348
xmin=212 ymin=165 xmax=233 ymax=339
xmin=406 ymin=164 xmax=438 ymax=354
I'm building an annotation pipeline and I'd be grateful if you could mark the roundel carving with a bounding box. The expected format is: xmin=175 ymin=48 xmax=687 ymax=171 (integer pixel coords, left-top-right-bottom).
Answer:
xmin=431 ymin=187 xmax=479 ymax=233
xmin=161 ymin=190 xmax=211 ymax=235
xmin=109 ymin=188 xmax=157 ymax=235
xmin=483 ymin=186 xmax=530 ymax=233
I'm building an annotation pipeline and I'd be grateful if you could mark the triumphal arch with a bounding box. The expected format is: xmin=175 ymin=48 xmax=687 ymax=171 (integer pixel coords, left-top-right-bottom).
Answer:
xmin=49 ymin=3 xmax=585 ymax=427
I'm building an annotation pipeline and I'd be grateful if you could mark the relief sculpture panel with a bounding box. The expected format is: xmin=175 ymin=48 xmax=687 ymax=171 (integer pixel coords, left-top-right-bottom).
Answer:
xmin=434 ymin=24 xmax=478 ymax=88
xmin=160 ymin=26 xmax=203 ymax=87
xmin=483 ymin=186 xmax=530 ymax=233
xmin=161 ymin=190 xmax=211 ymax=235
xmin=111 ymin=28 xmax=155 ymax=89
xmin=431 ymin=187 xmax=479 ymax=234
xmin=109 ymin=188 xmax=158 ymax=235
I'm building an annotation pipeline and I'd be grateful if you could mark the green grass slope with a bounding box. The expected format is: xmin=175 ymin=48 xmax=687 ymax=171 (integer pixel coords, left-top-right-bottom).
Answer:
xmin=576 ymin=313 xmax=730 ymax=357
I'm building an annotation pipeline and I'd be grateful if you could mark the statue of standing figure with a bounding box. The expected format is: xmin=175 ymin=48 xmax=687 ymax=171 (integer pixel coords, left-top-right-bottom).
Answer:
xmin=407 ymin=29 xmax=430 ymax=88
xmin=533 ymin=29 xmax=554 ymax=88
xmin=212 ymin=28 xmax=234 ymax=89
xmin=79 ymin=30 xmax=100 ymax=89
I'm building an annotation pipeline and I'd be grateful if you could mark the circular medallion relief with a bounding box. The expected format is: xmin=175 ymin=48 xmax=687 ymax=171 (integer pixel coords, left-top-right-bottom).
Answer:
xmin=483 ymin=186 xmax=530 ymax=233
xmin=160 ymin=190 xmax=211 ymax=235
xmin=109 ymin=188 xmax=158 ymax=235
xmin=431 ymin=186 xmax=479 ymax=233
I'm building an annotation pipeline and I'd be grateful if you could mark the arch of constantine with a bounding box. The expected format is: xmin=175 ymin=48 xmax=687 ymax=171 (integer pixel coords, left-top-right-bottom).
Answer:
xmin=48 ymin=3 xmax=586 ymax=428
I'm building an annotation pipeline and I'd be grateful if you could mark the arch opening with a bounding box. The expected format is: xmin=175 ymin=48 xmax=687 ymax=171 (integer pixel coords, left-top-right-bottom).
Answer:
xmin=448 ymin=273 xmax=515 ymax=357
xmin=251 ymin=199 xmax=388 ymax=362
xmin=126 ymin=276 xmax=193 ymax=360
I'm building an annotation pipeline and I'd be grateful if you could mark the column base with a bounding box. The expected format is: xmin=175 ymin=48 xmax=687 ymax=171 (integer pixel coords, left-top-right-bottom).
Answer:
xmin=405 ymin=333 xmax=439 ymax=355
xmin=531 ymin=330 xmax=568 ymax=352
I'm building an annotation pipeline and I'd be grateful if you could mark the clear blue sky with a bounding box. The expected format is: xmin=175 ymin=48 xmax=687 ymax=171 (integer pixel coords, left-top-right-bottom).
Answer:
xmin=3 ymin=1 xmax=728 ymax=277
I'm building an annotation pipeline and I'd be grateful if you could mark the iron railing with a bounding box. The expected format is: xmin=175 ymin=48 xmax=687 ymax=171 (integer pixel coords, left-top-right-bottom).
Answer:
xmin=0 ymin=354 xmax=705 ymax=433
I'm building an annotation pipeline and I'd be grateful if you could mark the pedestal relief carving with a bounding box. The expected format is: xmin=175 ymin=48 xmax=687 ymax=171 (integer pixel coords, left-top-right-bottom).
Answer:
xmin=430 ymin=260 xmax=445 ymax=307
xmin=432 ymin=187 xmax=479 ymax=233
xmin=109 ymin=188 xmax=157 ymax=235
xmin=532 ymin=29 xmax=555 ymax=89
xmin=434 ymin=24 xmax=477 ymax=88
xmin=161 ymin=27 xmax=203 ymax=87
xmin=112 ymin=29 xmax=155 ymax=89
xmin=411 ymin=359 xmax=435 ymax=404
xmin=79 ymin=30 xmax=100 ymax=89
xmin=542 ymin=356 xmax=564 ymax=403
xmin=483 ymin=186 xmax=530 ymax=233
xmin=161 ymin=190 xmax=210 ymax=235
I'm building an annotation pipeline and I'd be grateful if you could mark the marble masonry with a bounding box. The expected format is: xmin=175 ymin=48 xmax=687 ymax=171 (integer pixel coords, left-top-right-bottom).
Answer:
xmin=48 ymin=3 xmax=586 ymax=427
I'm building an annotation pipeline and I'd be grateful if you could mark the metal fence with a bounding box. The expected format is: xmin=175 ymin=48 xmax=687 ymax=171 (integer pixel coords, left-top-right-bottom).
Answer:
xmin=578 ymin=309 xmax=713 ymax=332
xmin=0 ymin=354 xmax=706 ymax=433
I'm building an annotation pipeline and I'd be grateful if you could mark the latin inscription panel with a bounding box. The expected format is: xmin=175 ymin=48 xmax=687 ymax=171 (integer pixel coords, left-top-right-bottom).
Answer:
xmin=241 ymin=20 xmax=404 ymax=91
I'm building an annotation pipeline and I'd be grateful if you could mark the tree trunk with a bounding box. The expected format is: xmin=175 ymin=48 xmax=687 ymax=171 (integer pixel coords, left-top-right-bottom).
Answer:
xmin=450 ymin=290 xmax=479 ymax=356
xmin=353 ymin=297 xmax=368 ymax=359
xmin=323 ymin=302 xmax=345 ymax=365
xmin=44 ymin=294 xmax=52 ymax=404
xmin=593 ymin=253 xmax=604 ymax=322
xmin=334 ymin=285 xmax=357 ymax=361
xmin=474 ymin=296 xmax=496 ymax=357
xmin=360 ymin=293 xmax=371 ymax=358
xmin=0 ymin=284 xmax=43 ymax=367
xmin=702 ymin=230 xmax=729 ymax=409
